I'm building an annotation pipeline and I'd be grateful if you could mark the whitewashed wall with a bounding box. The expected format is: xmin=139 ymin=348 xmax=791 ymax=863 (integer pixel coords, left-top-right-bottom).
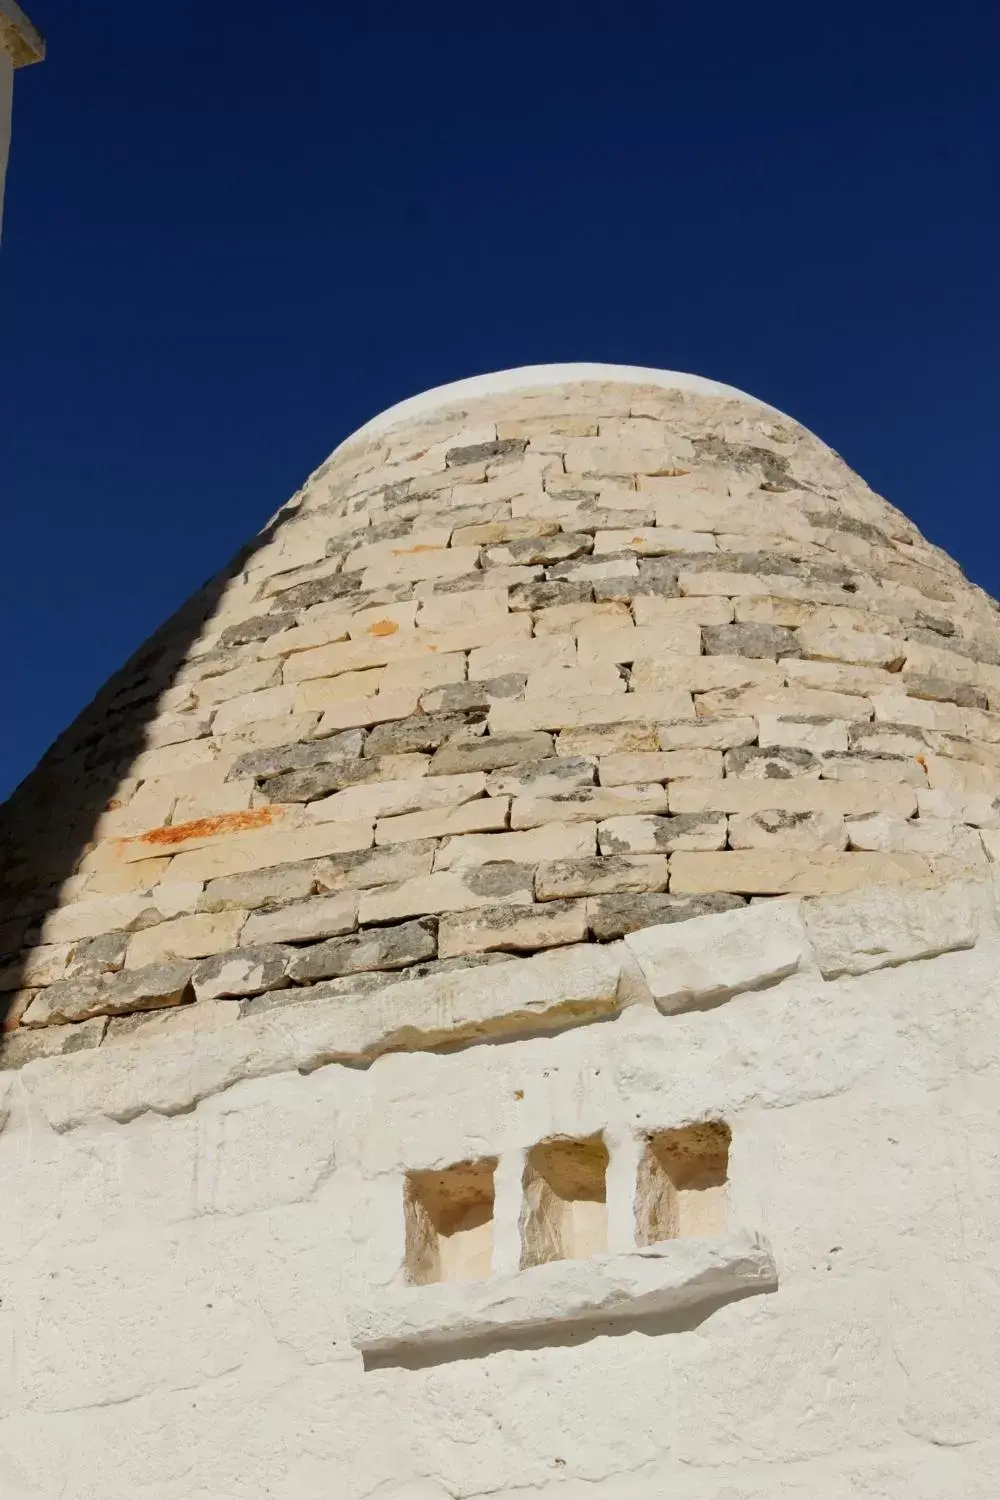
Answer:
xmin=1 ymin=881 xmax=998 ymax=1498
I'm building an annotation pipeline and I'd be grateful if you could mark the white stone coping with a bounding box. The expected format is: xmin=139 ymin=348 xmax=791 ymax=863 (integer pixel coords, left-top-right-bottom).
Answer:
xmin=347 ymin=1231 xmax=778 ymax=1359
xmin=3 ymin=875 xmax=991 ymax=1135
xmin=0 ymin=0 xmax=44 ymax=66
xmin=351 ymin=363 xmax=791 ymax=442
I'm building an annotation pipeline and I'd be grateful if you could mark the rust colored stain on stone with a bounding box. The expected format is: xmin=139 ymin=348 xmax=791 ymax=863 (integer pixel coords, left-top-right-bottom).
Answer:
xmin=136 ymin=807 xmax=279 ymax=847
xmin=367 ymin=619 xmax=401 ymax=637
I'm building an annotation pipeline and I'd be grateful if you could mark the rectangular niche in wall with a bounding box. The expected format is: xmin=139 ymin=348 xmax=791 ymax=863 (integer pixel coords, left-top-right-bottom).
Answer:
xmin=520 ymin=1134 xmax=609 ymax=1269
xmin=635 ymin=1121 xmax=731 ymax=1245
xmin=404 ymin=1158 xmax=497 ymax=1286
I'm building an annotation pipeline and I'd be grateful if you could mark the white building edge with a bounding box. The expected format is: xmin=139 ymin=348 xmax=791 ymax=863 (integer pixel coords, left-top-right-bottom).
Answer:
xmin=0 ymin=0 xmax=43 ymax=238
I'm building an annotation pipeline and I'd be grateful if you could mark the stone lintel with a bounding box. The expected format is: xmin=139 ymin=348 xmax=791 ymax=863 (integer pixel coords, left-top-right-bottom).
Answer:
xmin=347 ymin=1232 xmax=778 ymax=1360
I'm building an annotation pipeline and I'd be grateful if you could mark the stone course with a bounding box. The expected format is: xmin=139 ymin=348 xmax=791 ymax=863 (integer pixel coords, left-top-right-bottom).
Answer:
xmin=4 ymin=369 xmax=1000 ymax=1062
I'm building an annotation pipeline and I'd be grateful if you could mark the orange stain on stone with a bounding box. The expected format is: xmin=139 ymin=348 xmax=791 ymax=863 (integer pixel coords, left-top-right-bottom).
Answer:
xmin=367 ymin=619 xmax=400 ymax=637
xmin=135 ymin=807 xmax=279 ymax=847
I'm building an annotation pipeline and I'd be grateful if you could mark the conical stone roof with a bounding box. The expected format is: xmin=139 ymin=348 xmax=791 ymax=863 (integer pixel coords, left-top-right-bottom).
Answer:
xmin=3 ymin=363 xmax=999 ymax=1068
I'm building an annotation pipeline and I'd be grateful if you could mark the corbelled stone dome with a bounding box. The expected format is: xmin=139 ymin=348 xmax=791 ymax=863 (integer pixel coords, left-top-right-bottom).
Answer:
xmin=4 ymin=363 xmax=999 ymax=1066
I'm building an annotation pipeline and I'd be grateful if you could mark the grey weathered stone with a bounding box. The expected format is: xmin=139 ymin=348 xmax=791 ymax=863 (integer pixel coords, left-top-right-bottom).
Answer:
xmin=242 ymin=892 xmax=359 ymax=946
xmin=268 ymin=571 xmax=362 ymax=611
xmin=535 ymin=855 xmax=669 ymax=901
xmin=486 ymin=756 xmax=597 ymax=798
xmin=66 ymin=930 xmax=130 ymax=978
xmin=364 ymin=714 xmax=478 ymax=758
xmin=238 ymin=951 xmax=515 ymax=1018
xmin=508 ymin=580 xmax=593 ymax=612
xmin=900 ymin=673 xmax=989 ymax=711
xmin=264 ymin=755 xmax=416 ymax=805
xmin=438 ymin=900 xmax=587 ymax=959
xmin=632 ymin=558 xmax=681 ymax=596
xmin=191 ymin=945 xmax=293 ymax=1001
xmin=724 ymin=745 xmax=821 ymax=780
xmin=586 ymin=891 xmax=746 ymax=942
xmin=286 ymin=919 xmax=437 ymax=982
xmin=487 ymin=534 xmax=594 ymax=567
xmin=0 ymin=1015 xmax=108 ymax=1070
xmin=219 ymin=613 xmax=296 ymax=648
xmin=22 ymin=960 xmax=196 ymax=1026
xmin=597 ymin=814 xmax=726 ymax=855
xmin=428 ymin=732 xmax=554 ymax=776
xmin=446 ymin=437 xmax=526 ymax=467
xmin=703 ymin=623 xmax=801 ymax=659
xmin=419 ymin=675 xmax=527 ymax=715
xmin=230 ymin=728 xmax=366 ymax=782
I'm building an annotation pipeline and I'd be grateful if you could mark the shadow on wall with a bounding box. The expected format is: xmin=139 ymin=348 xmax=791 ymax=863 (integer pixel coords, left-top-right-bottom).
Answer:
xmin=0 ymin=498 xmax=302 ymax=1036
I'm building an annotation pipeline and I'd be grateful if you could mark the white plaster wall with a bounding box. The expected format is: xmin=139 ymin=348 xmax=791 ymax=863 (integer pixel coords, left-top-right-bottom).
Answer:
xmin=0 ymin=48 xmax=13 ymax=240
xmin=2 ymin=893 xmax=1000 ymax=1496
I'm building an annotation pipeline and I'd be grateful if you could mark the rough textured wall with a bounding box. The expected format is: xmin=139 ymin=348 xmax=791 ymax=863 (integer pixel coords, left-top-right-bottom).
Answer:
xmin=4 ymin=370 xmax=1000 ymax=1064
xmin=0 ymin=879 xmax=998 ymax=1497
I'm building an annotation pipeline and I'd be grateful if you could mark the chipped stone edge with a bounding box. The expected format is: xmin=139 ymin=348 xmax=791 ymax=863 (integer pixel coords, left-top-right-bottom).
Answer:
xmin=347 ymin=1230 xmax=778 ymax=1358
xmin=0 ymin=0 xmax=44 ymax=66
xmin=349 ymin=363 xmax=791 ymax=443
xmin=6 ymin=873 xmax=996 ymax=1136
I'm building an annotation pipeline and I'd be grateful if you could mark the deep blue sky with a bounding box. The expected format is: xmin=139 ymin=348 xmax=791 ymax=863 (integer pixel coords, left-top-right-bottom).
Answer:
xmin=1 ymin=1 xmax=998 ymax=800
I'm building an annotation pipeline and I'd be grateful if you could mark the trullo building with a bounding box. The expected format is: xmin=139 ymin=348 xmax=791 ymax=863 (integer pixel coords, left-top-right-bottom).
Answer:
xmin=1 ymin=364 xmax=999 ymax=1497
xmin=0 ymin=0 xmax=43 ymax=237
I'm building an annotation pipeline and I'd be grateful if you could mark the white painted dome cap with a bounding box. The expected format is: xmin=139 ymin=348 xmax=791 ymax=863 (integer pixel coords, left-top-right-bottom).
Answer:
xmin=355 ymin=362 xmax=790 ymax=440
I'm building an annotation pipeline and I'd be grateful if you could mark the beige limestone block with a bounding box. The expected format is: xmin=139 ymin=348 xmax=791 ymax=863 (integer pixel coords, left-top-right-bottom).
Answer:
xmin=803 ymin=879 xmax=981 ymax=977
xmin=375 ymin=798 xmax=510 ymax=846
xmin=820 ymin=753 xmax=926 ymax=787
xmin=669 ymin=776 xmax=916 ymax=819
xmin=593 ymin=527 xmax=717 ymax=555
xmin=308 ymin=772 xmax=487 ymax=824
xmin=917 ymin=788 xmax=1000 ymax=828
xmin=284 ymin=614 xmax=531 ymax=683
xmin=598 ymin=813 xmax=727 ymax=854
xmin=631 ymin=655 xmax=782 ymax=695
xmin=678 ymin=569 xmax=770 ymax=598
xmin=140 ymin=711 xmax=212 ymax=750
xmin=904 ymin=639 xmax=1000 ymax=695
xmin=525 ymin=662 xmax=625 ymax=699
xmin=415 ymin=588 xmax=509 ymax=630
xmin=380 ymin=652 xmax=467 ymax=694
xmin=361 ymin=545 xmax=481 ymax=590
xmin=624 ymin=899 xmax=807 ymax=1012
xmin=292 ymin=669 xmax=386 ymax=709
xmin=165 ymin=818 xmax=375 ymax=881
xmin=729 ymin=810 xmax=849 ymax=852
xmin=129 ymin=737 xmax=222 ymax=782
xmin=923 ymin=754 xmax=1000 ymax=796
xmin=37 ymin=893 xmax=153 ymax=945
xmin=125 ymin=910 xmax=247 ymax=969
xmin=174 ymin=778 xmax=256 ymax=825
xmin=216 ymin=711 xmax=320 ymax=754
xmin=84 ymin=856 xmax=173 ymax=896
xmin=343 ymin=526 xmax=453 ymax=574
xmin=558 ymin=723 xmax=660 ymax=755
xmin=846 ymin=813 xmax=987 ymax=864
xmin=695 ymin=685 xmax=873 ymax=721
xmin=783 ymin=658 xmax=899 ymax=696
xmin=358 ymin=867 xmax=535 ymax=924
xmin=511 ymin=784 xmax=669 ymax=829
xmin=561 ymin=440 xmax=693 ymax=476
xmin=438 ymin=899 xmax=588 ymax=959
xmin=633 ymin=595 xmax=735 ymax=628
xmin=871 ymin=693 xmax=969 ymax=735
xmin=657 ymin=716 xmax=757 ymax=751
xmin=669 ymin=849 xmax=944 ymax=896
xmin=212 ymin=685 xmax=297 ymax=734
xmin=598 ymin=750 xmax=723 ymax=784
xmin=496 ymin=415 xmax=597 ymax=441
xmin=532 ymin=601 xmax=632 ymax=636
xmin=316 ymin=688 xmax=421 ymax=733
xmin=758 ymin=714 xmax=850 ymax=755
xmin=93 ymin=781 xmax=178 ymax=840
xmin=195 ymin=659 xmax=281 ymax=708
xmin=468 ymin=634 xmax=574 ymax=681
xmin=0 ymin=944 xmax=73 ymax=993
xmin=489 ymin=691 xmax=694 ymax=734
xmin=576 ymin=620 xmax=703 ymax=666
xmin=257 ymin=616 xmax=353 ymax=660
xmin=347 ymin=600 xmax=420 ymax=639
xmin=735 ymin=596 xmax=821 ymax=629
xmin=434 ymin=821 xmax=597 ymax=870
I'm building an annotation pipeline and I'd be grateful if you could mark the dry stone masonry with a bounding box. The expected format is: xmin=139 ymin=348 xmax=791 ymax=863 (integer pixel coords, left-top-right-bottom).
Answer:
xmin=4 ymin=365 xmax=1000 ymax=1065
xmin=2 ymin=366 xmax=1000 ymax=1496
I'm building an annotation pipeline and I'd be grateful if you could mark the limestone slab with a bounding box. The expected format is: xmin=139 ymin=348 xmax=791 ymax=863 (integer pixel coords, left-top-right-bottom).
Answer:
xmin=624 ymin=900 xmax=808 ymax=1012
xmin=803 ymin=880 xmax=982 ymax=977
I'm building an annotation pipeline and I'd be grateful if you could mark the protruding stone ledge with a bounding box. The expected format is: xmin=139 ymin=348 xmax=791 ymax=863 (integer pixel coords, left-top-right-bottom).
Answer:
xmin=347 ymin=1230 xmax=778 ymax=1362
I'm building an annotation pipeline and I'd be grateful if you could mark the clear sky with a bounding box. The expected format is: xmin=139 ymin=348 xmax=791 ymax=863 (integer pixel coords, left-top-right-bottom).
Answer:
xmin=1 ymin=1 xmax=998 ymax=800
